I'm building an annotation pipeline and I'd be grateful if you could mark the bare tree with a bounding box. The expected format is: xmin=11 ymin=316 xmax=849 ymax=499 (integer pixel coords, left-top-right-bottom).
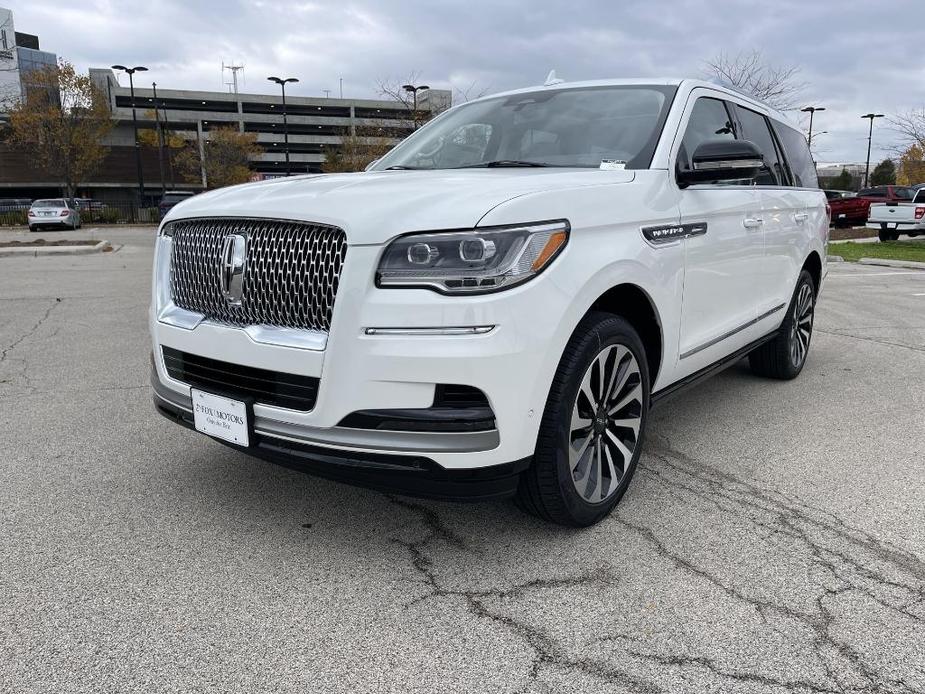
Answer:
xmin=322 ymin=125 xmax=396 ymax=173
xmin=889 ymin=109 xmax=925 ymax=152
xmin=376 ymin=72 xmax=490 ymax=127
xmin=703 ymin=49 xmax=806 ymax=110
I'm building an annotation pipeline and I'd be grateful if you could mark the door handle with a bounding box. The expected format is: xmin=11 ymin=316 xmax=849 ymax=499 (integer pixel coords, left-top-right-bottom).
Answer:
xmin=794 ymin=212 xmax=809 ymax=223
xmin=743 ymin=217 xmax=764 ymax=229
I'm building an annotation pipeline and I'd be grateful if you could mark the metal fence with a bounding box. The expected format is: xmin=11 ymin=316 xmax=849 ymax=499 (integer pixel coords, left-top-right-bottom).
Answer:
xmin=0 ymin=202 xmax=162 ymax=227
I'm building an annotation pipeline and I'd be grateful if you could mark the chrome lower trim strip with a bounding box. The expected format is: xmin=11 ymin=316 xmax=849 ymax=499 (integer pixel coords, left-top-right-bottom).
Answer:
xmin=680 ymin=303 xmax=786 ymax=360
xmin=255 ymin=421 xmax=500 ymax=454
xmin=364 ymin=326 xmax=495 ymax=336
xmin=152 ymin=382 xmax=499 ymax=453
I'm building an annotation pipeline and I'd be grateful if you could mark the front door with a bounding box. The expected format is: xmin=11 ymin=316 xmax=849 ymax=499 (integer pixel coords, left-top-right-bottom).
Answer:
xmin=673 ymin=93 xmax=767 ymax=378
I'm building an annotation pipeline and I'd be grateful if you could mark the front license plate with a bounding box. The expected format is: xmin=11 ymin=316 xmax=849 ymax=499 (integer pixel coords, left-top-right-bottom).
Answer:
xmin=838 ymin=213 xmax=846 ymax=219
xmin=191 ymin=389 xmax=249 ymax=446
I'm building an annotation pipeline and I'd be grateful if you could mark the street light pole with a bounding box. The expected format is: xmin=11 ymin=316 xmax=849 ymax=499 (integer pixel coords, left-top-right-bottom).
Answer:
xmin=800 ymin=106 xmax=826 ymax=149
xmin=861 ymin=113 xmax=885 ymax=188
xmin=401 ymin=83 xmax=430 ymax=130
xmin=268 ymin=76 xmax=299 ymax=176
xmin=112 ymin=64 xmax=148 ymax=204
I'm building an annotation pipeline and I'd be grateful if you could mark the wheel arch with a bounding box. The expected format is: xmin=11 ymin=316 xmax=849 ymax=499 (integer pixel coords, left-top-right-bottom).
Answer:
xmin=585 ymin=283 xmax=664 ymax=386
xmin=802 ymin=250 xmax=822 ymax=295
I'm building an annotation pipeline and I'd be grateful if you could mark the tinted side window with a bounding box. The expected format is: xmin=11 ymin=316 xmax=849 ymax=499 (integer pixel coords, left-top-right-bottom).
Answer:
xmin=735 ymin=106 xmax=786 ymax=186
xmin=894 ymin=187 xmax=914 ymax=200
xmin=859 ymin=189 xmax=885 ymax=198
xmin=678 ymin=97 xmax=737 ymax=181
xmin=774 ymin=122 xmax=819 ymax=188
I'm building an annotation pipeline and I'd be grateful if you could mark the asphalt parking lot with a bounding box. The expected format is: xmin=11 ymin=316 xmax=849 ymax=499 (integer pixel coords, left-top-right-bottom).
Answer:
xmin=1 ymin=227 xmax=924 ymax=694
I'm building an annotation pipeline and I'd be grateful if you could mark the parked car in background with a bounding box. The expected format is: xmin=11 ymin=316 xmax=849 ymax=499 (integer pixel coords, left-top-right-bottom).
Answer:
xmin=27 ymin=199 xmax=81 ymax=231
xmin=151 ymin=78 xmax=827 ymax=526
xmin=823 ymin=190 xmax=854 ymax=201
xmin=830 ymin=185 xmax=915 ymax=227
xmin=159 ymin=191 xmax=196 ymax=219
xmin=867 ymin=187 xmax=925 ymax=240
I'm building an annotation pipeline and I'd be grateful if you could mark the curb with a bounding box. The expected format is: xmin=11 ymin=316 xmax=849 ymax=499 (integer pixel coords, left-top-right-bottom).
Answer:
xmin=858 ymin=258 xmax=925 ymax=271
xmin=0 ymin=240 xmax=112 ymax=258
xmin=827 ymin=255 xmax=844 ymax=263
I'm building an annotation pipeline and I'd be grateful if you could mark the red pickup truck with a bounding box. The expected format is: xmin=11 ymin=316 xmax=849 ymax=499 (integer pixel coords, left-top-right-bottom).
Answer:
xmin=828 ymin=186 xmax=916 ymax=226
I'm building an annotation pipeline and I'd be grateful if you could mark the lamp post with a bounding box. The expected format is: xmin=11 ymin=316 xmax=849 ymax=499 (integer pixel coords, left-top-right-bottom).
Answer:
xmin=112 ymin=64 xmax=148 ymax=203
xmin=401 ymin=83 xmax=429 ymax=129
xmin=861 ymin=113 xmax=885 ymax=188
xmin=800 ymin=106 xmax=826 ymax=149
xmin=267 ymin=76 xmax=299 ymax=176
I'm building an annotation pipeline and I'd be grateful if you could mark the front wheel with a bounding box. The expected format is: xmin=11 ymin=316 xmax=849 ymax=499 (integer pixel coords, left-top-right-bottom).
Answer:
xmin=749 ymin=270 xmax=815 ymax=380
xmin=517 ymin=312 xmax=650 ymax=526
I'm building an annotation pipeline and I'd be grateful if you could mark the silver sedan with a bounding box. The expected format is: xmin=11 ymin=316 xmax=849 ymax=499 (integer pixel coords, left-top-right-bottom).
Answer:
xmin=27 ymin=199 xmax=82 ymax=231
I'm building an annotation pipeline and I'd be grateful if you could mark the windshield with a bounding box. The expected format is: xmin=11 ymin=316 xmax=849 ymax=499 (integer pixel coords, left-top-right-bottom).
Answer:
xmin=32 ymin=199 xmax=65 ymax=208
xmin=372 ymin=85 xmax=676 ymax=171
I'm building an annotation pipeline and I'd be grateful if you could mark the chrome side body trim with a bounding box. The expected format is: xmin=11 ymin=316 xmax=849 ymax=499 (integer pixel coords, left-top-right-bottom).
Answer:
xmin=680 ymin=303 xmax=786 ymax=360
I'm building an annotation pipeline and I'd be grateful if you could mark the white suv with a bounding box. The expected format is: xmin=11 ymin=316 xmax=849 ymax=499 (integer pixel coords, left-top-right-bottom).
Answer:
xmin=151 ymin=79 xmax=827 ymax=526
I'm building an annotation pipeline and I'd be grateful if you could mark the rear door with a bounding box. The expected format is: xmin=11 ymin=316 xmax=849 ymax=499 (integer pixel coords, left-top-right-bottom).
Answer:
xmin=732 ymin=104 xmax=797 ymax=316
xmin=673 ymin=92 xmax=765 ymax=376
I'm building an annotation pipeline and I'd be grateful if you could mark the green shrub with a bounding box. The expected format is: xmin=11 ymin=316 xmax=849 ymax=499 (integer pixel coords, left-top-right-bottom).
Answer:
xmin=0 ymin=210 xmax=28 ymax=226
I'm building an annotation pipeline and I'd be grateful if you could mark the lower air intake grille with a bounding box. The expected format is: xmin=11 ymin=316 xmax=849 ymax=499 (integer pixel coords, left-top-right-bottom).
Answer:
xmin=162 ymin=346 xmax=319 ymax=411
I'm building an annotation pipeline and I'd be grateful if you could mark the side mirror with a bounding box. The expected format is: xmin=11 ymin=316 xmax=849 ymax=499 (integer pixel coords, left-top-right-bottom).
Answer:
xmin=679 ymin=140 xmax=764 ymax=188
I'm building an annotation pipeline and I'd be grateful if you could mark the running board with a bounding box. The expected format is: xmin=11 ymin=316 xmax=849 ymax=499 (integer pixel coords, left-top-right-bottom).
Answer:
xmin=651 ymin=331 xmax=778 ymax=408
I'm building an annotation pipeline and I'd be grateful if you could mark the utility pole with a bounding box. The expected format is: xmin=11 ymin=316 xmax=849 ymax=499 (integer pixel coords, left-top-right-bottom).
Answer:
xmin=861 ymin=113 xmax=885 ymax=188
xmin=112 ymin=64 xmax=148 ymax=203
xmin=152 ymin=82 xmax=166 ymax=196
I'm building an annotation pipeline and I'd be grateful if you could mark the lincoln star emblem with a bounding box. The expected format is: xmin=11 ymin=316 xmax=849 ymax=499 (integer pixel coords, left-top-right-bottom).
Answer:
xmin=219 ymin=233 xmax=247 ymax=306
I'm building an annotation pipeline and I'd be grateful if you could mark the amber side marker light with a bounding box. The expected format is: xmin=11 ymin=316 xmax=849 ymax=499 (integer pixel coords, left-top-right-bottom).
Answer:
xmin=532 ymin=231 xmax=568 ymax=271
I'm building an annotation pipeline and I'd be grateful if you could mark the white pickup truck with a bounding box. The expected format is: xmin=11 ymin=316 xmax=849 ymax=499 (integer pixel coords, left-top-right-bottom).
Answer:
xmin=868 ymin=188 xmax=925 ymax=241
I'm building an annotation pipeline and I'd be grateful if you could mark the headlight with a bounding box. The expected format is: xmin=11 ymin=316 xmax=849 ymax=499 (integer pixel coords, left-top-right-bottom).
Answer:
xmin=377 ymin=220 xmax=569 ymax=294
xmin=159 ymin=222 xmax=175 ymax=237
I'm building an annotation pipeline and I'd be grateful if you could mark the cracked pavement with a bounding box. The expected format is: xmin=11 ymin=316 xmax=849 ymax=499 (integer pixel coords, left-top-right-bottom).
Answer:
xmin=1 ymin=229 xmax=924 ymax=693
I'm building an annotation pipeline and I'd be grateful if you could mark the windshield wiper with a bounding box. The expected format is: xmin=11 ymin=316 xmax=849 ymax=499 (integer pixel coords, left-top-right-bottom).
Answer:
xmin=456 ymin=160 xmax=550 ymax=168
xmin=384 ymin=165 xmax=424 ymax=170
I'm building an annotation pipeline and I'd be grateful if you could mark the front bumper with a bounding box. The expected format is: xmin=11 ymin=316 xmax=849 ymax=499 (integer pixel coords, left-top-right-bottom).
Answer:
xmin=153 ymin=384 xmax=530 ymax=501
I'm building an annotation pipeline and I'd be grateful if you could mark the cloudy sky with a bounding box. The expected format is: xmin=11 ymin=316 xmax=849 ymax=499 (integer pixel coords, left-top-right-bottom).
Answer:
xmin=9 ymin=0 xmax=925 ymax=163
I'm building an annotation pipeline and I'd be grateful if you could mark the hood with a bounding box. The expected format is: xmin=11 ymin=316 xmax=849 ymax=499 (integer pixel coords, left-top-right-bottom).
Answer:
xmin=166 ymin=169 xmax=635 ymax=244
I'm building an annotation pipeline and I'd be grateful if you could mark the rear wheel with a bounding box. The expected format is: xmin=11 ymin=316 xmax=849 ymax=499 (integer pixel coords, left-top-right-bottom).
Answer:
xmin=517 ymin=312 xmax=649 ymax=526
xmin=749 ymin=270 xmax=815 ymax=380
xmin=879 ymin=226 xmax=899 ymax=242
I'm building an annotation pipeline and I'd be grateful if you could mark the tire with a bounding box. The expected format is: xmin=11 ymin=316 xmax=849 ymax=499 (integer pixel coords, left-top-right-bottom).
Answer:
xmin=749 ymin=270 xmax=815 ymax=380
xmin=516 ymin=312 xmax=650 ymax=526
xmin=28 ymin=225 xmax=36 ymax=232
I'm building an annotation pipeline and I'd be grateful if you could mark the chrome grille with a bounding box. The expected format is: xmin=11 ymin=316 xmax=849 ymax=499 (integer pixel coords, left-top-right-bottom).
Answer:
xmin=169 ymin=218 xmax=347 ymax=332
